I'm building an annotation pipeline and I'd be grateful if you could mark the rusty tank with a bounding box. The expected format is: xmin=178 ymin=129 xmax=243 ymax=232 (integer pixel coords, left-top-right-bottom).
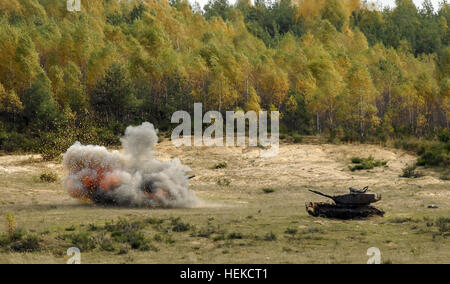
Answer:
xmin=306 ymin=187 xmax=384 ymax=219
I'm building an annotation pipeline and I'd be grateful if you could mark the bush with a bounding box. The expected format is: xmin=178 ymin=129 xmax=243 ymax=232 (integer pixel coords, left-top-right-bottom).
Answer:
xmin=394 ymin=139 xmax=422 ymax=152
xmin=440 ymin=170 xmax=450 ymax=181
xmin=349 ymin=156 xmax=387 ymax=171
xmin=214 ymin=162 xmax=227 ymax=169
xmin=96 ymin=127 xmax=120 ymax=146
xmin=0 ymin=132 xmax=35 ymax=152
xmin=40 ymin=171 xmax=58 ymax=183
xmin=292 ymin=134 xmax=303 ymax=144
xmin=417 ymin=142 xmax=449 ymax=168
xmin=284 ymin=228 xmax=297 ymax=235
xmin=145 ymin=217 xmax=165 ymax=225
xmin=69 ymin=232 xmax=97 ymax=251
xmin=171 ymin=218 xmax=191 ymax=232
xmin=99 ymin=240 xmax=115 ymax=252
xmin=192 ymin=227 xmax=216 ymax=238
xmin=227 ymin=232 xmax=243 ymax=240
xmin=103 ymin=218 xmax=156 ymax=251
xmin=400 ymin=165 xmax=422 ymax=178
xmin=351 ymin=157 xmax=363 ymax=164
xmin=436 ymin=217 xmax=450 ymax=234
xmin=37 ymin=131 xmax=73 ymax=161
xmin=110 ymin=229 xmax=153 ymax=251
xmin=105 ymin=218 xmax=143 ymax=233
xmin=126 ymin=231 xmax=149 ymax=250
xmin=10 ymin=235 xmax=40 ymax=252
xmin=438 ymin=131 xmax=450 ymax=143
xmin=262 ymin=188 xmax=276 ymax=194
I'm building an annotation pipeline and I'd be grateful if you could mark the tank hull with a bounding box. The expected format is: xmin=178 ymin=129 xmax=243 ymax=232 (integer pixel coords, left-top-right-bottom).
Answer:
xmin=306 ymin=202 xmax=385 ymax=219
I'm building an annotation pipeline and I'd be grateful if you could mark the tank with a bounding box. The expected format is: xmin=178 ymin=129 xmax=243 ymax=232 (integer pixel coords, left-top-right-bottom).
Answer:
xmin=306 ymin=187 xmax=384 ymax=219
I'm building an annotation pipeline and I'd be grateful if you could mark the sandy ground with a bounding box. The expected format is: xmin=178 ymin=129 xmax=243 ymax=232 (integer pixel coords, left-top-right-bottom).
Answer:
xmin=156 ymin=140 xmax=449 ymax=204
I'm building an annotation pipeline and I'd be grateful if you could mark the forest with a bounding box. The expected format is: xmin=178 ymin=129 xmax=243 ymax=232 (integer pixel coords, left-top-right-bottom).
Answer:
xmin=0 ymin=0 xmax=449 ymax=158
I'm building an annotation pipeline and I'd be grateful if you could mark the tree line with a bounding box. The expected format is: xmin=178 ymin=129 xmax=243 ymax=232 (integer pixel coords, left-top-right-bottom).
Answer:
xmin=0 ymin=0 xmax=449 ymax=155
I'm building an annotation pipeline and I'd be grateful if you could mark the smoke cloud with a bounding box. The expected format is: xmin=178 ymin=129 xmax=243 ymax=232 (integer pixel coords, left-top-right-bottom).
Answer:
xmin=62 ymin=122 xmax=198 ymax=208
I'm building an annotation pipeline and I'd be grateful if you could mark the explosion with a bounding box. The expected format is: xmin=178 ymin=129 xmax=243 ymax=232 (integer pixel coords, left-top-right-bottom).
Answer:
xmin=62 ymin=122 xmax=198 ymax=208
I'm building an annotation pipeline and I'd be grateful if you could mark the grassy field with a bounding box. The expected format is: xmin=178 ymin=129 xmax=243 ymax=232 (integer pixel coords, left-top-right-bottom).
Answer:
xmin=0 ymin=138 xmax=449 ymax=264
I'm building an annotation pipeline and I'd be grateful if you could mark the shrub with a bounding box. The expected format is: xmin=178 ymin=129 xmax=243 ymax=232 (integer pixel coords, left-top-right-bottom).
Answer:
xmin=138 ymin=242 xmax=159 ymax=252
xmin=400 ymin=165 xmax=422 ymax=178
xmin=110 ymin=229 xmax=152 ymax=251
xmin=96 ymin=127 xmax=120 ymax=146
xmin=349 ymin=156 xmax=387 ymax=171
xmin=39 ymin=148 xmax=62 ymax=161
xmin=153 ymin=234 xmax=163 ymax=242
xmin=171 ymin=218 xmax=191 ymax=232
xmin=0 ymin=228 xmax=24 ymax=248
xmin=351 ymin=157 xmax=363 ymax=164
xmin=440 ymin=170 xmax=450 ymax=181
xmin=69 ymin=232 xmax=96 ymax=251
xmin=262 ymin=188 xmax=276 ymax=194
xmin=0 ymin=235 xmax=10 ymax=247
xmin=95 ymin=234 xmax=115 ymax=252
xmin=417 ymin=141 xmax=449 ymax=168
xmin=292 ymin=134 xmax=303 ymax=144
xmin=438 ymin=131 xmax=450 ymax=143
xmin=213 ymin=234 xmax=226 ymax=241
xmin=214 ymin=162 xmax=228 ymax=169
xmin=435 ymin=217 xmax=450 ymax=234
xmin=394 ymin=138 xmax=422 ymax=152
xmin=40 ymin=171 xmax=58 ymax=183
xmin=37 ymin=132 xmax=72 ymax=161
xmin=227 ymin=232 xmax=243 ymax=240
xmin=126 ymin=231 xmax=149 ymax=250
xmin=284 ymin=228 xmax=297 ymax=235
xmin=105 ymin=218 xmax=143 ymax=233
xmin=192 ymin=227 xmax=216 ymax=238
xmin=145 ymin=217 xmax=165 ymax=225
xmin=0 ymin=132 xmax=35 ymax=152
xmin=10 ymin=235 xmax=40 ymax=252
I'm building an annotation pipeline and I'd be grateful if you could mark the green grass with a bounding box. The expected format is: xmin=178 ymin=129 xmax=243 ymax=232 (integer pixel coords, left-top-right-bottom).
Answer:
xmin=349 ymin=156 xmax=387 ymax=171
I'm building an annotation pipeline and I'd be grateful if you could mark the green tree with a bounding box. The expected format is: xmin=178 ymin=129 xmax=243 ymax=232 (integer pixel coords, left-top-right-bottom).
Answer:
xmin=21 ymin=73 xmax=59 ymax=131
xmin=91 ymin=64 xmax=138 ymax=123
